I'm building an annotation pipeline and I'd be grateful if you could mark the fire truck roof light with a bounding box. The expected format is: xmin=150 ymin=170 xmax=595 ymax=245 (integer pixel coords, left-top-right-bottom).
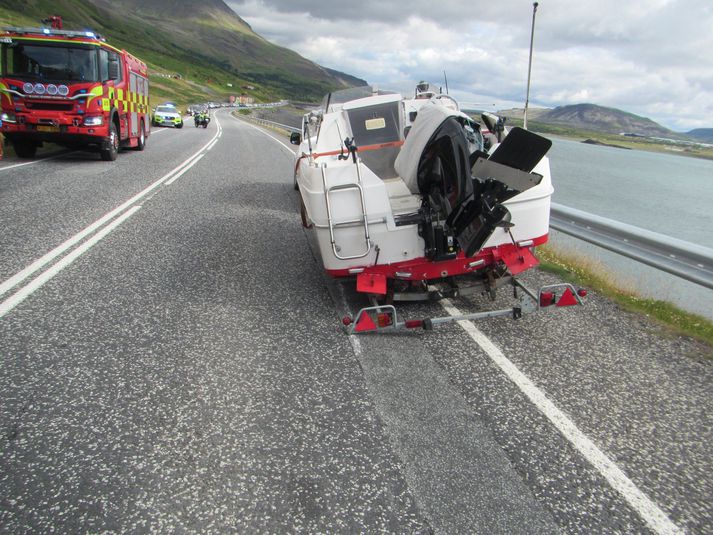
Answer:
xmin=43 ymin=29 xmax=51 ymax=34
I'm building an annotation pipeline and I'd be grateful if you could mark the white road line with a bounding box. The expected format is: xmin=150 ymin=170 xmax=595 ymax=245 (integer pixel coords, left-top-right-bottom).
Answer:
xmin=0 ymin=115 xmax=221 ymax=305
xmin=439 ymin=298 xmax=683 ymax=535
xmin=0 ymin=206 xmax=141 ymax=318
xmin=165 ymin=154 xmax=205 ymax=185
xmin=231 ymin=115 xmax=296 ymax=155
xmin=0 ymin=152 xmax=73 ymax=173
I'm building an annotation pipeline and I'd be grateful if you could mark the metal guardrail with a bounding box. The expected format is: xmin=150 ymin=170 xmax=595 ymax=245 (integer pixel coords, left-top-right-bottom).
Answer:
xmin=549 ymin=202 xmax=713 ymax=290
xmin=247 ymin=117 xmax=300 ymax=133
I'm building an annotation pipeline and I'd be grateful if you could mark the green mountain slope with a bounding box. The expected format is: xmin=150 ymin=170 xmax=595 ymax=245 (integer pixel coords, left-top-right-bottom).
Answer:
xmin=537 ymin=103 xmax=675 ymax=137
xmin=0 ymin=0 xmax=365 ymax=103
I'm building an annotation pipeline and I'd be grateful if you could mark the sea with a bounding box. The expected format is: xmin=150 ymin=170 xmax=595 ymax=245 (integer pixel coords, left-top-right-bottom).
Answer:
xmin=545 ymin=137 xmax=713 ymax=320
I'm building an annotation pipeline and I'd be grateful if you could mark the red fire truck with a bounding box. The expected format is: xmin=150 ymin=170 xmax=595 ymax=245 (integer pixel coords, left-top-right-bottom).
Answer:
xmin=0 ymin=20 xmax=150 ymax=161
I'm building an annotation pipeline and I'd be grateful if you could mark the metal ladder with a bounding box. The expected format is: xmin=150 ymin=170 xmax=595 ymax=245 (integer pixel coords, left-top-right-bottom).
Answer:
xmin=320 ymin=162 xmax=372 ymax=260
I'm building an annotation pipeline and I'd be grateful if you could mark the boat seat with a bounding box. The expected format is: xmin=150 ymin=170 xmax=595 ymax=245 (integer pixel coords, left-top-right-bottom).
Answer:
xmin=383 ymin=177 xmax=421 ymax=215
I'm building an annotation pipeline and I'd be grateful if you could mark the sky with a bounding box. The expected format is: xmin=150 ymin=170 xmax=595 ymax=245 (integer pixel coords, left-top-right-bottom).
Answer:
xmin=225 ymin=0 xmax=713 ymax=132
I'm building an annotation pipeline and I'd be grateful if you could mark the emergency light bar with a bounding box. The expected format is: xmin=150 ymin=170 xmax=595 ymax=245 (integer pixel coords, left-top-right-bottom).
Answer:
xmin=1 ymin=26 xmax=103 ymax=40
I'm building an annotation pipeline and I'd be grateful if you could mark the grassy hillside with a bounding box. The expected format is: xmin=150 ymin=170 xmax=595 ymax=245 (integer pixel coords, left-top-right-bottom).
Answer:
xmin=0 ymin=0 xmax=365 ymax=108
xmin=538 ymin=103 xmax=675 ymax=137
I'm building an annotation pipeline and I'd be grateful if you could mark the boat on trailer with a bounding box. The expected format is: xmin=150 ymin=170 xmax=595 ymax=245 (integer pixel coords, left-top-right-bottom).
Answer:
xmin=290 ymin=83 xmax=584 ymax=332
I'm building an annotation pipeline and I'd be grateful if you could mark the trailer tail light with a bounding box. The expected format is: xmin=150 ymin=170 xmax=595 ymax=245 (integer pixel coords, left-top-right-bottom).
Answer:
xmin=539 ymin=291 xmax=555 ymax=307
xmin=377 ymin=313 xmax=393 ymax=328
xmin=577 ymin=289 xmax=588 ymax=298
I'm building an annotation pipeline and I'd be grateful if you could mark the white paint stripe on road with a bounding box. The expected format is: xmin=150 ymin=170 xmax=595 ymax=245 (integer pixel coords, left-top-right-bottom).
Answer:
xmin=165 ymin=153 xmax=205 ymax=185
xmin=0 ymin=116 xmax=221 ymax=303
xmin=438 ymin=298 xmax=683 ymax=535
xmin=0 ymin=152 xmax=73 ymax=173
xmin=0 ymin=206 xmax=141 ymax=318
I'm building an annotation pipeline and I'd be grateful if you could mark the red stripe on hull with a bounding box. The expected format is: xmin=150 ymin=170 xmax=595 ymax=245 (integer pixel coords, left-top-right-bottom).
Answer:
xmin=326 ymin=234 xmax=548 ymax=282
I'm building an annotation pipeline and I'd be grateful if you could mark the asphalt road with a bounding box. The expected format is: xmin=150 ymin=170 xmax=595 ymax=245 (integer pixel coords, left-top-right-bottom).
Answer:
xmin=1 ymin=109 xmax=711 ymax=534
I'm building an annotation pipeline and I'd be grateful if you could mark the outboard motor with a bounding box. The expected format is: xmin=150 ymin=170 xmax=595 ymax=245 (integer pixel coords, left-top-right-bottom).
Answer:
xmin=395 ymin=105 xmax=552 ymax=260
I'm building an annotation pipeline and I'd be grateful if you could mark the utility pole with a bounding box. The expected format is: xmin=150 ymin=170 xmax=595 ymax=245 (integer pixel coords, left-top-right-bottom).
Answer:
xmin=524 ymin=2 xmax=539 ymax=130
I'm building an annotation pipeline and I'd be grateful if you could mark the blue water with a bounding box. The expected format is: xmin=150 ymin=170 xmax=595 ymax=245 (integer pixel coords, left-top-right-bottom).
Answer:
xmin=546 ymin=138 xmax=713 ymax=319
xmin=549 ymin=138 xmax=713 ymax=247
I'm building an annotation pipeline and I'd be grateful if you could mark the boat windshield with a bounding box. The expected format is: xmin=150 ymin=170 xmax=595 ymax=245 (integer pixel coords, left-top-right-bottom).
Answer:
xmin=1 ymin=42 xmax=99 ymax=83
xmin=320 ymin=85 xmax=399 ymax=111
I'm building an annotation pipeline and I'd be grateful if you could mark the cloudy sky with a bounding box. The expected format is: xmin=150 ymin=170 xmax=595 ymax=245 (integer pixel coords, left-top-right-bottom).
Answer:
xmin=226 ymin=0 xmax=712 ymax=132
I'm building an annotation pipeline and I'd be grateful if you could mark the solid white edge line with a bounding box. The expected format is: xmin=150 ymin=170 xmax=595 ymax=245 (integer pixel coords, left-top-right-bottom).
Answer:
xmin=0 ymin=116 xmax=221 ymax=300
xmin=0 ymin=152 xmax=71 ymax=173
xmin=438 ymin=298 xmax=683 ymax=535
xmin=0 ymin=206 xmax=141 ymax=318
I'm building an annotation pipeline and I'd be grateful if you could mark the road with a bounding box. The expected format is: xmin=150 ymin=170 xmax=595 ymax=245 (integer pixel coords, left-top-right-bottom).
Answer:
xmin=1 ymin=109 xmax=711 ymax=534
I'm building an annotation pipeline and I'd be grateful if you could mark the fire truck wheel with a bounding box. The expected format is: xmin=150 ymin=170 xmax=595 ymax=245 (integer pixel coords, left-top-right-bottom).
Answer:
xmin=100 ymin=122 xmax=119 ymax=161
xmin=13 ymin=140 xmax=37 ymax=159
xmin=135 ymin=122 xmax=146 ymax=151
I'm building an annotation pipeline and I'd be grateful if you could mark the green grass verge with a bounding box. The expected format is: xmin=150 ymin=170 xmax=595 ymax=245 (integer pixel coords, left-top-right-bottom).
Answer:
xmin=537 ymin=245 xmax=713 ymax=352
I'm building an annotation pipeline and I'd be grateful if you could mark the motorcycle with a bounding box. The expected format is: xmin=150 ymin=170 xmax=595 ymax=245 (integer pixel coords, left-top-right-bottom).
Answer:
xmin=194 ymin=114 xmax=210 ymax=128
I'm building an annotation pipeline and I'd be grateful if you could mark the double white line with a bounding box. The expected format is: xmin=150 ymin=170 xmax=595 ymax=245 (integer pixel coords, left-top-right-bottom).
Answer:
xmin=0 ymin=116 xmax=223 ymax=319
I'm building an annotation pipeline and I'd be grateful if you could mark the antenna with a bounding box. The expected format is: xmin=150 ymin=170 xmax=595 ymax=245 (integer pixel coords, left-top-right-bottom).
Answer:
xmin=524 ymin=2 xmax=538 ymax=130
xmin=443 ymin=71 xmax=449 ymax=95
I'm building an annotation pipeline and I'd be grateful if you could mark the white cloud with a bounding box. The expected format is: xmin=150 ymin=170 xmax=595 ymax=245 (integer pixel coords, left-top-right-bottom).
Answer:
xmin=228 ymin=0 xmax=713 ymax=131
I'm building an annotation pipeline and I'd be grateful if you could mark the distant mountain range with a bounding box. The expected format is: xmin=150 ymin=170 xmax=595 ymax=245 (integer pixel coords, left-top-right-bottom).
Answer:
xmin=496 ymin=103 xmax=710 ymax=142
xmin=0 ymin=0 xmax=365 ymax=101
xmin=686 ymin=129 xmax=713 ymax=143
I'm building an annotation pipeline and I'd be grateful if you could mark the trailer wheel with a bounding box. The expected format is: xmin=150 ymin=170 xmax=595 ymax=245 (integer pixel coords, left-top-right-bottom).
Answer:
xmin=100 ymin=122 xmax=119 ymax=161
xmin=134 ymin=121 xmax=146 ymax=151
xmin=13 ymin=140 xmax=37 ymax=159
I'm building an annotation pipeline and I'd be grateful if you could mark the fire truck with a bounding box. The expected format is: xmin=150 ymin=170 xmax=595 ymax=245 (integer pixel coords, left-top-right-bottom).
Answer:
xmin=0 ymin=18 xmax=150 ymax=161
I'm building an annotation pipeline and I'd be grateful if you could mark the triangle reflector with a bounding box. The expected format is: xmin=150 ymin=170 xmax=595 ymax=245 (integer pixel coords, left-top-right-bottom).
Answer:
xmin=556 ymin=288 xmax=579 ymax=307
xmin=355 ymin=312 xmax=377 ymax=332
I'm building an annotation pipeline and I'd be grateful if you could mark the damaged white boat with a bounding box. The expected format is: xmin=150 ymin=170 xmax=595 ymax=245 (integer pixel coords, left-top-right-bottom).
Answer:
xmin=291 ymin=83 xmax=584 ymax=331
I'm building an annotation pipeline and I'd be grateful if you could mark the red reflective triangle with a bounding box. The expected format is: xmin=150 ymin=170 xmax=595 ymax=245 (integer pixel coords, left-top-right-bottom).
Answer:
xmin=355 ymin=312 xmax=377 ymax=332
xmin=556 ymin=288 xmax=579 ymax=307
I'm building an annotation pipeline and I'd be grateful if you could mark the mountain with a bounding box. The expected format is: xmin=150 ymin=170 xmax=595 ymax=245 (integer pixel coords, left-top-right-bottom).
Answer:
xmin=686 ymin=129 xmax=713 ymax=143
xmin=0 ymin=0 xmax=366 ymax=102
xmin=536 ymin=104 xmax=675 ymax=137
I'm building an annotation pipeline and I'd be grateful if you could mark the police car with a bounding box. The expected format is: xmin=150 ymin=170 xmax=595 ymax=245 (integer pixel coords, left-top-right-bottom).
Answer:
xmin=152 ymin=104 xmax=183 ymax=128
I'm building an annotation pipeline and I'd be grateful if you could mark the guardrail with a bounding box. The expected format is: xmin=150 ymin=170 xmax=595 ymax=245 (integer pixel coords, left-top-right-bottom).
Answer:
xmin=246 ymin=117 xmax=300 ymax=133
xmin=240 ymin=115 xmax=713 ymax=290
xmin=550 ymin=203 xmax=713 ymax=291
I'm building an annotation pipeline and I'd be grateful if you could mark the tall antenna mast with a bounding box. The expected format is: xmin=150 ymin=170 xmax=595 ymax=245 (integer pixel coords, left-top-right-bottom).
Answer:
xmin=443 ymin=70 xmax=449 ymax=94
xmin=523 ymin=2 xmax=539 ymax=130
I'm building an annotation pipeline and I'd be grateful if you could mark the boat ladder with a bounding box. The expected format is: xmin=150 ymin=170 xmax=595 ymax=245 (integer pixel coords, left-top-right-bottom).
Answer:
xmin=320 ymin=162 xmax=372 ymax=260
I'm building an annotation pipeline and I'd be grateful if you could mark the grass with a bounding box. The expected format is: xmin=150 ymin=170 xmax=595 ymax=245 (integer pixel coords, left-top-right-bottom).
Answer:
xmin=537 ymin=245 xmax=713 ymax=352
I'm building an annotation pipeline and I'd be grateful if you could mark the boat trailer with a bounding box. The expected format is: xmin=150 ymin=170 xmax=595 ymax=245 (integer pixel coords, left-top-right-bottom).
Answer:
xmin=342 ymin=280 xmax=586 ymax=334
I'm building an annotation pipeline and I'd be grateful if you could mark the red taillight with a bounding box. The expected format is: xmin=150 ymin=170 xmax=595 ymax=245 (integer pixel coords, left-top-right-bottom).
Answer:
xmin=577 ymin=289 xmax=588 ymax=298
xmin=404 ymin=319 xmax=423 ymax=329
xmin=377 ymin=313 xmax=393 ymax=328
xmin=342 ymin=316 xmax=353 ymax=326
xmin=540 ymin=292 xmax=555 ymax=307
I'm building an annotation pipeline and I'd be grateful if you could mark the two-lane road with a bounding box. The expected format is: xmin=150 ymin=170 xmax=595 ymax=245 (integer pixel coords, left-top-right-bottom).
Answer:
xmin=1 ymin=109 xmax=711 ymax=533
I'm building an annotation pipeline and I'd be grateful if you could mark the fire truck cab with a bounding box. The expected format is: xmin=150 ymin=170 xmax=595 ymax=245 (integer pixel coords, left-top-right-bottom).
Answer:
xmin=0 ymin=24 xmax=150 ymax=161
